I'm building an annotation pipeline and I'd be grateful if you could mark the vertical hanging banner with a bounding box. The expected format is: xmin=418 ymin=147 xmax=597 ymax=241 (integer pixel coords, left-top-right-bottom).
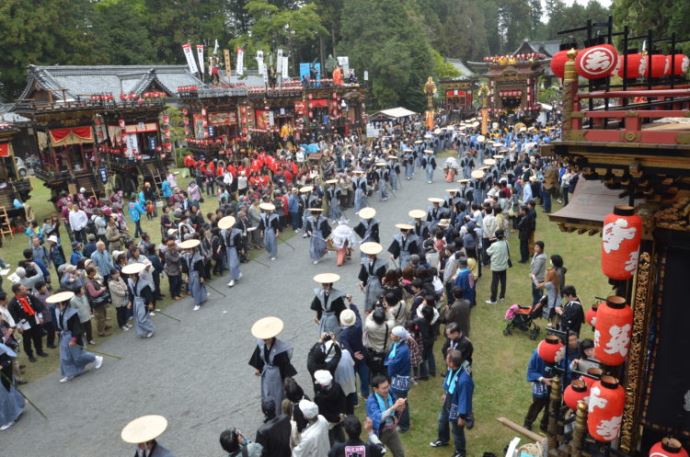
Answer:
xmin=236 ymin=48 xmax=244 ymax=76
xmin=182 ymin=43 xmax=199 ymax=75
xmin=196 ymin=44 xmax=205 ymax=75
xmin=276 ymin=49 xmax=284 ymax=74
xmin=256 ymin=50 xmax=265 ymax=77
xmin=223 ymin=49 xmax=232 ymax=78
xmin=282 ymin=56 xmax=289 ymax=79
xmin=213 ymin=39 xmax=219 ymax=56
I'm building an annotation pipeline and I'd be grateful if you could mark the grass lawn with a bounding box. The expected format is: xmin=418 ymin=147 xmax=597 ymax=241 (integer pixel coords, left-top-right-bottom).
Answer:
xmin=4 ymin=169 xmax=610 ymax=457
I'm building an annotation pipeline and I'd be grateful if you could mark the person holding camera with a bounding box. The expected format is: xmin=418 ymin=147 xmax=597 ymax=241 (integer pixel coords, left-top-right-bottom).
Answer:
xmin=363 ymin=302 xmax=394 ymax=379
xmin=485 ymin=229 xmax=510 ymax=305
xmin=220 ymin=427 xmax=263 ymax=457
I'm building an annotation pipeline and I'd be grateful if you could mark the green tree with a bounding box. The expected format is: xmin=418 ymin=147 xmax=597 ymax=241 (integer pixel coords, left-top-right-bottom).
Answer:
xmin=498 ymin=0 xmax=532 ymax=52
xmin=92 ymin=0 xmax=156 ymax=65
xmin=340 ymin=0 xmax=434 ymax=111
xmin=0 ymin=0 xmax=97 ymax=99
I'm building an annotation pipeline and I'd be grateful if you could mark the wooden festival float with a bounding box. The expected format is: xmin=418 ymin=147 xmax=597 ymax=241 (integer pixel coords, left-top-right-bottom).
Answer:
xmin=0 ymin=122 xmax=32 ymax=219
xmin=14 ymin=65 xmax=202 ymax=200
xmin=525 ymin=18 xmax=690 ymax=457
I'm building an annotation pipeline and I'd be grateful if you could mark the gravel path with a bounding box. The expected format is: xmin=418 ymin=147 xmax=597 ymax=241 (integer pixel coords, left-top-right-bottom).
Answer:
xmin=3 ymin=165 xmax=452 ymax=457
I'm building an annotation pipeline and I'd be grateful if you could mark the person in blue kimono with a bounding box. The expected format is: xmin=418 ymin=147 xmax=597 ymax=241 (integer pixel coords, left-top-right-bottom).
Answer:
xmin=311 ymin=274 xmax=346 ymax=335
xmin=300 ymin=188 xmax=320 ymax=237
xmin=49 ymin=291 xmax=103 ymax=383
xmin=388 ymin=225 xmax=419 ymax=270
xmin=0 ymin=342 xmax=25 ymax=430
xmin=403 ymin=150 xmax=415 ymax=180
xmin=422 ymin=150 xmax=436 ymax=183
xmin=429 ymin=349 xmax=474 ymax=456
xmin=259 ymin=203 xmax=280 ymax=261
xmin=305 ymin=208 xmax=331 ymax=265
xmin=325 ymin=181 xmax=342 ymax=222
xmin=352 ymin=171 xmax=368 ymax=212
xmin=220 ymin=216 xmax=242 ymax=288
xmin=388 ymin=156 xmax=400 ymax=191
xmin=358 ymin=243 xmax=388 ymax=312
xmin=408 ymin=210 xmax=430 ymax=241
xmin=385 ymin=326 xmax=411 ymax=432
xmin=524 ymin=348 xmax=551 ymax=432
xmin=375 ymin=163 xmax=389 ymax=201
xmin=124 ymin=263 xmax=155 ymax=338
xmin=182 ymin=240 xmax=207 ymax=311
xmin=365 ymin=375 xmax=407 ymax=457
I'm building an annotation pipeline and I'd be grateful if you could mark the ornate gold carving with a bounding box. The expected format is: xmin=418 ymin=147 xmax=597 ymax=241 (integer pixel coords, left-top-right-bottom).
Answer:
xmin=620 ymin=251 xmax=652 ymax=453
xmin=571 ymin=401 xmax=588 ymax=457
xmin=676 ymin=132 xmax=690 ymax=144
xmin=654 ymin=197 xmax=690 ymax=231
xmin=547 ymin=376 xmax=562 ymax=451
xmin=622 ymin=131 xmax=640 ymax=142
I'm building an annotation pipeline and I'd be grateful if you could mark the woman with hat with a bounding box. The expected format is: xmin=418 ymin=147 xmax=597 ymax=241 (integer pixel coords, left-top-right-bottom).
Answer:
xmin=358 ymin=243 xmax=388 ymax=313
xmin=249 ymin=317 xmax=297 ymax=408
xmin=49 ymin=290 xmax=103 ymax=383
xmin=121 ymin=415 xmax=175 ymax=456
xmin=122 ymin=263 xmax=155 ymax=338
xmin=258 ymin=203 xmax=280 ymax=261
xmin=0 ymin=339 xmax=24 ymax=430
xmin=311 ymin=273 xmax=346 ymax=335
xmin=305 ymin=208 xmax=331 ymax=265
xmin=218 ymin=216 xmax=242 ymax=288
xmin=388 ymin=224 xmax=418 ymax=269
xmin=180 ymin=239 xmax=208 ymax=311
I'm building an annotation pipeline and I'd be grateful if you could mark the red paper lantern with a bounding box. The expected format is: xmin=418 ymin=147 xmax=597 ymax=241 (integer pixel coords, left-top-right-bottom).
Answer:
xmin=601 ymin=205 xmax=642 ymax=280
xmin=585 ymin=302 xmax=601 ymax=327
xmin=645 ymin=54 xmax=669 ymax=78
xmin=616 ymin=53 xmax=647 ymax=78
xmin=649 ymin=438 xmax=689 ymax=457
xmin=550 ymin=50 xmax=578 ymax=79
xmin=576 ymin=44 xmax=618 ymax=79
xmin=582 ymin=367 xmax=603 ymax=388
xmin=594 ymin=296 xmax=633 ymax=366
xmin=669 ymin=54 xmax=690 ymax=76
xmin=587 ymin=375 xmax=625 ymax=442
xmin=564 ymin=379 xmax=589 ymax=410
xmin=537 ymin=334 xmax=564 ymax=365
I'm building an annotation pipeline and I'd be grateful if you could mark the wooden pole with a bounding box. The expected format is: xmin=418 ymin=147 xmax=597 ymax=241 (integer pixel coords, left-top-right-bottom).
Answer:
xmin=562 ymin=49 xmax=579 ymax=138
xmin=547 ymin=376 xmax=561 ymax=453
xmin=570 ymin=400 xmax=588 ymax=457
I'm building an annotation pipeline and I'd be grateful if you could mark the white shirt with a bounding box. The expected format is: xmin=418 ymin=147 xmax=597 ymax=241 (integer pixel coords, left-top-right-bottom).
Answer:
xmin=483 ymin=214 xmax=498 ymax=239
xmin=292 ymin=416 xmax=331 ymax=457
xmin=69 ymin=210 xmax=88 ymax=231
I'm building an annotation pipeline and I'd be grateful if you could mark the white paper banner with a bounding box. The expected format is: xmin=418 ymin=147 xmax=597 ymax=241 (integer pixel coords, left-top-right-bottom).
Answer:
xmin=236 ymin=48 xmax=244 ymax=76
xmin=337 ymin=56 xmax=350 ymax=73
xmin=281 ymin=56 xmax=289 ymax=79
xmin=256 ymin=50 xmax=265 ymax=77
xmin=182 ymin=43 xmax=199 ymax=75
xmin=197 ymin=44 xmax=205 ymax=75
xmin=276 ymin=49 xmax=283 ymax=73
xmin=125 ymin=133 xmax=139 ymax=159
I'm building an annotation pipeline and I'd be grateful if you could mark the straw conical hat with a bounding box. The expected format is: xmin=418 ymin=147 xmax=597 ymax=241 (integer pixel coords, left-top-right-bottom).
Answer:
xmin=438 ymin=219 xmax=451 ymax=227
xmin=493 ymin=154 xmax=505 ymax=159
xmin=325 ymin=179 xmax=338 ymax=185
xmin=483 ymin=158 xmax=496 ymax=166
xmin=251 ymin=316 xmax=284 ymax=339
xmin=121 ymin=415 xmax=168 ymax=444
xmin=408 ymin=209 xmax=426 ymax=219
xmin=259 ymin=202 xmax=275 ymax=211
xmin=396 ymin=223 xmax=414 ymax=230
xmin=360 ymin=242 xmax=383 ymax=255
xmin=457 ymin=179 xmax=470 ymax=184
xmin=446 ymin=188 xmax=459 ymax=194
xmin=179 ymin=239 xmax=200 ymax=250
xmin=424 ymin=149 xmax=434 ymax=154
xmin=217 ymin=216 xmax=236 ymax=230
xmin=471 ymin=170 xmax=485 ymax=180
xmin=299 ymin=186 xmax=313 ymax=193
xmin=121 ymin=263 xmax=146 ymax=275
xmin=46 ymin=291 xmax=75 ymax=305
xmin=308 ymin=207 xmax=324 ymax=212
xmin=358 ymin=207 xmax=376 ymax=219
xmin=428 ymin=197 xmax=444 ymax=204
xmin=313 ymin=273 xmax=341 ymax=284
xmin=476 ymin=135 xmax=486 ymax=143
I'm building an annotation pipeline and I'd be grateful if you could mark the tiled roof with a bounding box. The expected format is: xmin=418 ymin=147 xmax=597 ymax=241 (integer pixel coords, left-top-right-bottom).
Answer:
xmin=19 ymin=65 xmax=205 ymax=101
xmin=445 ymin=59 xmax=475 ymax=79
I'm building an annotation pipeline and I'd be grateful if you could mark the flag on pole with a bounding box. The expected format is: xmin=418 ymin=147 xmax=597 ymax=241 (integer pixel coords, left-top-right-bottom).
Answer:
xmin=182 ymin=43 xmax=199 ymax=75
xmin=236 ymin=48 xmax=244 ymax=75
xmin=196 ymin=44 xmax=205 ymax=75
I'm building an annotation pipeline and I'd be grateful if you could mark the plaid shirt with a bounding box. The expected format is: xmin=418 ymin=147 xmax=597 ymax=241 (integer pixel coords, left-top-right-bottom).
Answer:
xmin=407 ymin=336 xmax=422 ymax=368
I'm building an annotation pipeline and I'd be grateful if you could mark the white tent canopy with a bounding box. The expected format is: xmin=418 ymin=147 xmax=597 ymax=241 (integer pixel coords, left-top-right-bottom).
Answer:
xmin=372 ymin=107 xmax=417 ymax=119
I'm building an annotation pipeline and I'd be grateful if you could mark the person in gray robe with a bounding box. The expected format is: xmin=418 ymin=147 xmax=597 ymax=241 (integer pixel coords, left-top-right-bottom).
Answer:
xmin=259 ymin=205 xmax=280 ymax=261
xmin=311 ymin=281 xmax=346 ymax=336
xmin=358 ymin=252 xmax=388 ymax=312
xmin=0 ymin=343 xmax=25 ymax=430
xmin=325 ymin=184 xmax=342 ymax=221
xmin=249 ymin=338 xmax=297 ymax=409
xmin=352 ymin=173 xmax=368 ymax=212
xmin=184 ymin=246 xmax=208 ymax=311
xmin=387 ymin=227 xmax=419 ymax=270
xmin=376 ymin=165 xmax=389 ymax=201
xmin=51 ymin=291 xmax=103 ymax=383
xmin=305 ymin=209 xmax=331 ymax=265
xmin=403 ymin=151 xmax=415 ymax=180
xmin=125 ymin=265 xmax=155 ymax=338
xmin=223 ymin=226 xmax=243 ymax=287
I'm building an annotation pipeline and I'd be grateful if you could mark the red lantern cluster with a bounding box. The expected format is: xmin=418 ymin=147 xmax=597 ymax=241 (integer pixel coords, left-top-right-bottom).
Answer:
xmin=645 ymin=54 xmax=670 ymax=78
xmin=582 ymin=367 xmax=604 ymax=389
xmin=550 ymin=49 xmax=579 ymax=79
xmin=594 ymin=296 xmax=633 ymax=366
xmin=670 ymin=54 xmax=690 ymax=76
xmin=576 ymin=44 xmax=618 ymax=79
xmin=142 ymin=91 xmax=166 ymax=99
xmin=602 ymin=205 xmax=642 ymax=280
xmin=537 ymin=334 xmax=564 ymax=365
xmin=649 ymin=438 xmax=689 ymax=457
xmin=89 ymin=93 xmax=114 ymax=103
xmin=499 ymin=90 xmax=522 ymax=98
xmin=563 ymin=379 xmax=589 ymax=410
xmin=587 ymin=375 xmax=625 ymax=442
xmin=616 ymin=53 xmax=647 ymax=79
xmin=178 ymin=85 xmax=199 ymax=94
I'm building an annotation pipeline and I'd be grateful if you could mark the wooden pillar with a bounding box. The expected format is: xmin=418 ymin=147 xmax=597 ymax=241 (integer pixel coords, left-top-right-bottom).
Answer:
xmin=562 ymin=49 xmax=578 ymax=137
xmin=547 ymin=376 xmax=562 ymax=453
xmin=570 ymin=400 xmax=588 ymax=457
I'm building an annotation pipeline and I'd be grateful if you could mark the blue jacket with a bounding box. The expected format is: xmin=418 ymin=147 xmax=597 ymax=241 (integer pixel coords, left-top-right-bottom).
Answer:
xmin=385 ymin=341 xmax=410 ymax=392
xmin=162 ymin=181 xmax=172 ymax=199
xmin=527 ymin=349 xmax=549 ymax=399
xmin=365 ymin=391 xmax=397 ymax=434
xmin=449 ymin=368 xmax=474 ymax=420
xmin=337 ymin=304 xmax=364 ymax=356
xmin=128 ymin=202 xmax=144 ymax=222
xmin=70 ymin=251 xmax=84 ymax=266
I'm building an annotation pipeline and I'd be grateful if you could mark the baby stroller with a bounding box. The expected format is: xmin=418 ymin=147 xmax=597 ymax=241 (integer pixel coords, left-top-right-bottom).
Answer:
xmin=502 ymin=297 xmax=544 ymax=340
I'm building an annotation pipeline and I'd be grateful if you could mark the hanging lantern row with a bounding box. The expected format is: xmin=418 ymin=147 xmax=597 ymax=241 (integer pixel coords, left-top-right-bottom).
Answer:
xmin=483 ymin=53 xmax=546 ymax=65
xmin=552 ymin=47 xmax=689 ymax=80
xmin=563 ymin=379 xmax=589 ymax=410
xmin=89 ymin=93 xmax=115 ymax=103
xmin=601 ymin=205 xmax=642 ymax=280
xmin=142 ymin=91 xmax=166 ymax=99
xmin=499 ymin=90 xmax=522 ymax=98
xmin=593 ymin=296 xmax=633 ymax=366
xmin=178 ymin=85 xmax=200 ymax=93
xmin=587 ymin=375 xmax=625 ymax=442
